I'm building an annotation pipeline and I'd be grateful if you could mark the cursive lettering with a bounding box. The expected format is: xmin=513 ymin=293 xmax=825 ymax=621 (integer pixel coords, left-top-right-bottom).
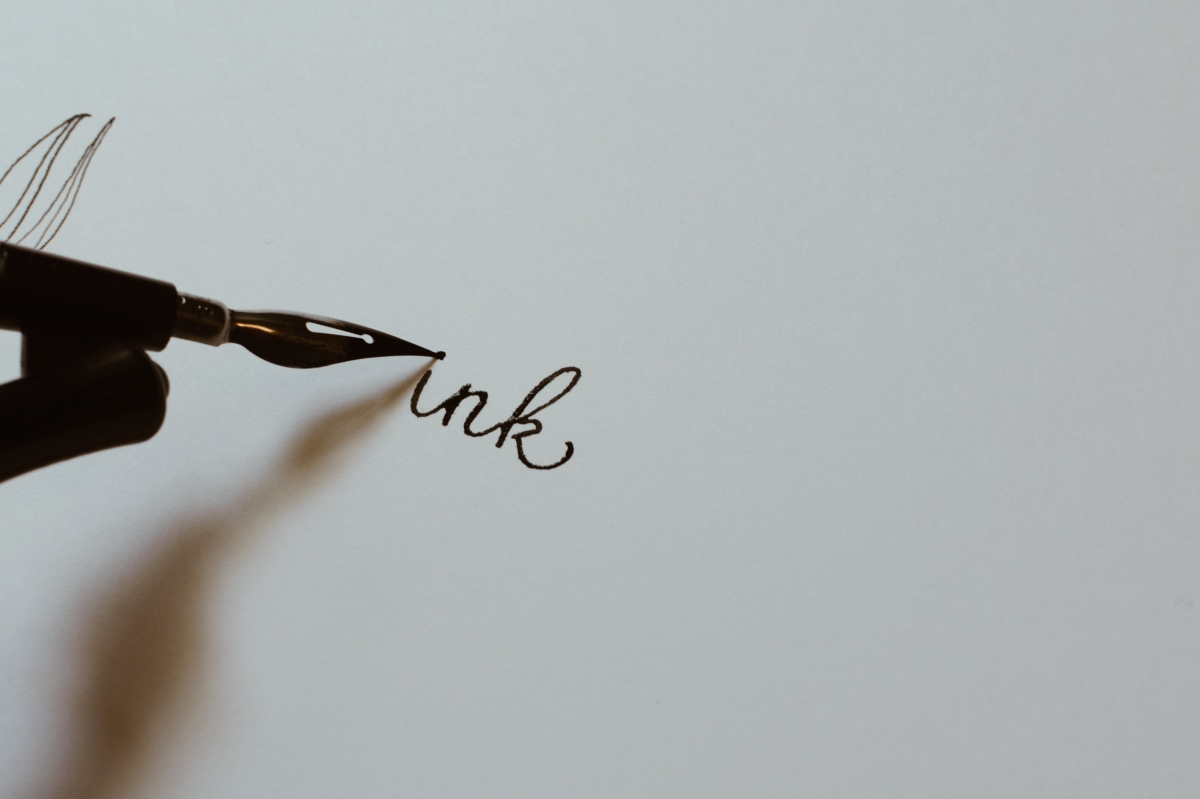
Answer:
xmin=411 ymin=366 xmax=581 ymax=470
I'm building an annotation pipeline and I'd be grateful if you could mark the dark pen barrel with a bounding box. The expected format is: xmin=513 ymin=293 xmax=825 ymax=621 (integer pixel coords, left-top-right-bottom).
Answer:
xmin=0 ymin=243 xmax=179 ymax=350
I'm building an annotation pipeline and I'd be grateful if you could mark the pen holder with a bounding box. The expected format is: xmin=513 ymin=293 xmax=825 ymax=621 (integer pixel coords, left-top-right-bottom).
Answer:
xmin=0 ymin=336 xmax=169 ymax=483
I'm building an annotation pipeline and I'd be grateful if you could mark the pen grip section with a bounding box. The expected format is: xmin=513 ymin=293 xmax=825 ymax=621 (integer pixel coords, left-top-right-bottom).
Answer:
xmin=0 ymin=243 xmax=178 ymax=351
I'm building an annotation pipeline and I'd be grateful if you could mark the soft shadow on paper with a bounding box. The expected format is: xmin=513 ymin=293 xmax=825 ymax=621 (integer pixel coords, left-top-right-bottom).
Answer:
xmin=36 ymin=366 xmax=429 ymax=799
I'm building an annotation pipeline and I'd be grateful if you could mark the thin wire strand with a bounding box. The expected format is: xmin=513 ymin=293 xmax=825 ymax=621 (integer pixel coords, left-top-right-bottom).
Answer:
xmin=29 ymin=118 xmax=115 ymax=249
xmin=0 ymin=115 xmax=114 ymax=248
xmin=1 ymin=117 xmax=83 ymax=237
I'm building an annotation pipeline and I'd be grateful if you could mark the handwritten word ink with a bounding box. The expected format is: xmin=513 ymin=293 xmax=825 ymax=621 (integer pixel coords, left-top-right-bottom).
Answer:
xmin=411 ymin=366 xmax=581 ymax=470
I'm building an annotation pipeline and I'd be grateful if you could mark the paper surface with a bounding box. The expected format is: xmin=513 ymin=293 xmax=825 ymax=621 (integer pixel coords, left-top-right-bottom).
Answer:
xmin=2 ymin=3 xmax=1199 ymax=797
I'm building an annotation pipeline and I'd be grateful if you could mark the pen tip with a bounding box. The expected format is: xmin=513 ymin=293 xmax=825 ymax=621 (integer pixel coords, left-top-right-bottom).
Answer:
xmin=435 ymin=351 xmax=446 ymax=360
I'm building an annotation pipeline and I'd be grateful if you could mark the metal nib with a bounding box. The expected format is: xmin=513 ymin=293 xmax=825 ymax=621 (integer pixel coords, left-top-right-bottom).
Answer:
xmin=227 ymin=310 xmax=444 ymax=369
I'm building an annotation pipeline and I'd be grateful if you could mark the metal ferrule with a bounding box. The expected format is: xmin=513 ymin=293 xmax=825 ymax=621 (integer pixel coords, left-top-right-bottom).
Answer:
xmin=172 ymin=293 xmax=230 ymax=346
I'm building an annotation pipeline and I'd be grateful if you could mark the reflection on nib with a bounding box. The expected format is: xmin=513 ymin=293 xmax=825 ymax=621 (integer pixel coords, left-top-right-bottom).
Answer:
xmin=227 ymin=310 xmax=441 ymax=368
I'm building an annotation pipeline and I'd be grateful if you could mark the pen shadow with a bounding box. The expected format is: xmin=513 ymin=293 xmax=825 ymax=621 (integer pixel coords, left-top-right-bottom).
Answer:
xmin=36 ymin=364 xmax=431 ymax=799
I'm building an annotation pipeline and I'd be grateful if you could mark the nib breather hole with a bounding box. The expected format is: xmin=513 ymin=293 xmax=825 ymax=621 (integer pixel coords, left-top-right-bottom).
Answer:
xmin=306 ymin=322 xmax=373 ymax=344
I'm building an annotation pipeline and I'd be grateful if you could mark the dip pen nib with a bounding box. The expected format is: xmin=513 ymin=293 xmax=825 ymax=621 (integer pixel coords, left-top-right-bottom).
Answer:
xmin=173 ymin=294 xmax=445 ymax=368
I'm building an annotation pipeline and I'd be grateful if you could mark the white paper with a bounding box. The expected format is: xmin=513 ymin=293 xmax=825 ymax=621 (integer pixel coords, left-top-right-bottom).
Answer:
xmin=3 ymin=2 xmax=1199 ymax=797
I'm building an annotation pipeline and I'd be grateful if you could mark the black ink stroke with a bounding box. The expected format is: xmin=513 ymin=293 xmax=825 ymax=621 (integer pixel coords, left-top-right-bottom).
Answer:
xmin=411 ymin=366 xmax=582 ymax=470
xmin=0 ymin=114 xmax=115 ymax=249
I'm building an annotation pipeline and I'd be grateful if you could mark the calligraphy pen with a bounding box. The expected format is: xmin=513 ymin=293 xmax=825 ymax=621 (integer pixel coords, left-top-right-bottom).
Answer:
xmin=0 ymin=242 xmax=444 ymax=483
